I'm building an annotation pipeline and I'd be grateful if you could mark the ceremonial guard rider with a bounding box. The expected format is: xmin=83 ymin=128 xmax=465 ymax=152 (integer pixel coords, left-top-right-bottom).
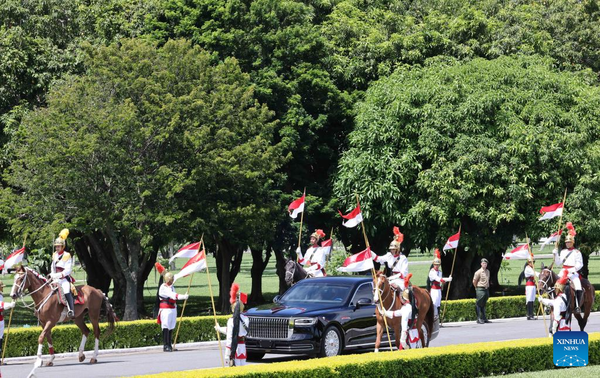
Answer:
xmin=381 ymin=274 xmax=417 ymax=350
xmin=539 ymin=275 xmax=571 ymax=333
xmin=524 ymin=255 xmax=538 ymax=320
xmin=552 ymin=223 xmax=583 ymax=313
xmin=299 ymin=229 xmax=327 ymax=277
xmin=215 ymin=283 xmax=249 ymax=367
xmin=371 ymin=227 xmax=409 ymax=292
xmin=49 ymin=229 xmax=76 ymax=318
xmin=428 ymin=249 xmax=452 ymax=319
xmin=0 ymin=281 xmax=16 ymax=356
xmin=155 ymin=262 xmax=188 ymax=352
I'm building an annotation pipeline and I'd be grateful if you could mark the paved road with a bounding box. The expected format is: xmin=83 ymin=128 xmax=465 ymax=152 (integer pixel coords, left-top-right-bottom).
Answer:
xmin=4 ymin=312 xmax=599 ymax=378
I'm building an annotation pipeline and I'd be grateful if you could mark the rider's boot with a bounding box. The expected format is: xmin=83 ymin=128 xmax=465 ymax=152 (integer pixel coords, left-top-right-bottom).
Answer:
xmin=163 ymin=328 xmax=172 ymax=352
xmin=575 ymin=290 xmax=583 ymax=314
xmin=65 ymin=292 xmax=76 ymax=318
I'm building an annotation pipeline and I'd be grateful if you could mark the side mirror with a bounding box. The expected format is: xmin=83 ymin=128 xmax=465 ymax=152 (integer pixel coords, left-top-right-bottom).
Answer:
xmin=273 ymin=295 xmax=281 ymax=303
xmin=356 ymin=298 xmax=372 ymax=308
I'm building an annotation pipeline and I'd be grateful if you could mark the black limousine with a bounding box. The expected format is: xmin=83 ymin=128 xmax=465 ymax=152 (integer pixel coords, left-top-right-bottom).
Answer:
xmin=244 ymin=276 xmax=438 ymax=359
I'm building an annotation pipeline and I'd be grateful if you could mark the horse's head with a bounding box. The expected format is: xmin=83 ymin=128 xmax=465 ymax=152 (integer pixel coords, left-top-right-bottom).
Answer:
xmin=10 ymin=265 xmax=29 ymax=299
xmin=537 ymin=264 xmax=556 ymax=297
xmin=373 ymin=271 xmax=389 ymax=304
xmin=10 ymin=266 xmax=48 ymax=299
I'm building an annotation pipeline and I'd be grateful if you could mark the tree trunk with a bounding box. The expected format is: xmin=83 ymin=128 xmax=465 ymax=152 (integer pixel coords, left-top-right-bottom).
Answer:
xmin=249 ymin=246 xmax=271 ymax=304
xmin=216 ymin=237 xmax=244 ymax=313
xmin=442 ymin=248 xmax=476 ymax=300
xmin=73 ymin=234 xmax=111 ymax=294
xmin=274 ymin=248 xmax=288 ymax=295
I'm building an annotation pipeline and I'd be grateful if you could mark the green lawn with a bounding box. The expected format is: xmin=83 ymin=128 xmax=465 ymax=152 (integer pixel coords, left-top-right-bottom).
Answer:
xmin=3 ymin=248 xmax=599 ymax=328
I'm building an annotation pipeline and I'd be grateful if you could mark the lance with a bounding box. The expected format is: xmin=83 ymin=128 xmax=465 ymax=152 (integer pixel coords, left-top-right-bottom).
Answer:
xmin=355 ymin=194 xmax=394 ymax=351
xmin=525 ymin=233 xmax=549 ymax=337
xmin=1 ymin=236 xmax=26 ymax=365
xmin=205 ymin=239 xmax=225 ymax=367
xmin=548 ymin=188 xmax=568 ymax=271
xmin=172 ymin=234 xmax=204 ymax=350
xmin=441 ymin=224 xmax=461 ymax=324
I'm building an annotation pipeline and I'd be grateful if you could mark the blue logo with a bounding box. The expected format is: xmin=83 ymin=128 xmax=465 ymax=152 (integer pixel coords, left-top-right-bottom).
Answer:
xmin=553 ymin=331 xmax=588 ymax=367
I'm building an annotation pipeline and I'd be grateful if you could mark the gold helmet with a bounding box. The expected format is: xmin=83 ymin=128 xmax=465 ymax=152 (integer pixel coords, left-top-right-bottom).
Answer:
xmin=433 ymin=258 xmax=441 ymax=265
xmin=311 ymin=229 xmax=326 ymax=241
xmin=565 ymin=234 xmax=575 ymax=243
xmin=433 ymin=248 xmax=441 ymax=265
xmin=401 ymin=289 xmax=410 ymax=301
xmin=164 ymin=271 xmax=174 ymax=284
xmin=54 ymin=237 xmax=65 ymax=247
xmin=565 ymin=222 xmax=576 ymax=243
xmin=388 ymin=240 xmax=401 ymax=251
xmin=555 ymin=275 xmax=568 ymax=293
xmin=155 ymin=262 xmax=174 ymax=284
xmin=54 ymin=228 xmax=69 ymax=248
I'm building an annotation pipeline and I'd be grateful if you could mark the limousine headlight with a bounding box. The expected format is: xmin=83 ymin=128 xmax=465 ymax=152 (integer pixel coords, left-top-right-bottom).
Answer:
xmin=293 ymin=317 xmax=318 ymax=327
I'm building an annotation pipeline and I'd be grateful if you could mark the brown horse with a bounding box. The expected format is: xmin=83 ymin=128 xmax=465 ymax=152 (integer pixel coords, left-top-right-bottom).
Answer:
xmin=10 ymin=266 xmax=118 ymax=370
xmin=537 ymin=265 xmax=595 ymax=332
xmin=373 ymin=273 xmax=434 ymax=351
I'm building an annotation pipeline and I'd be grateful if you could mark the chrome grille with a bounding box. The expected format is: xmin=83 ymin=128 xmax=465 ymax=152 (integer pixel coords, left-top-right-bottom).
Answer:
xmin=247 ymin=317 xmax=291 ymax=339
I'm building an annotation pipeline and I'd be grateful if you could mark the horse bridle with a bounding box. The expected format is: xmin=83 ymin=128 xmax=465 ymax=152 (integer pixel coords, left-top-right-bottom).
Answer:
xmin=539 ymin=269 xmax=556 ymax=299
xmin=13 ymin=268 xmax=54 ymax=311
xmin=374 ymin=276 xmax=396 ymax=312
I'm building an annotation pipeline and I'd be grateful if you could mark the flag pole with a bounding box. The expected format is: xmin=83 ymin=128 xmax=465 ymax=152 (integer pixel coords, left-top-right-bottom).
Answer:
xmin=526 ymin=233 xmax=549 ymax=337
xmin=205 ymin=239 xmax=225 ymax=367
xmin=355 ymin=194 xmax=393 ymax=351
xmin=549 ymin=188 xmax=568 ymax=271
xmin=2 ymin=236 xmax=26 ymax=364
xmin=296 ymin=188 xmax=306 ymax=263
xmin=441 ymin=224 xmax=461 ymax=324
xmin=173 ymin=235 xmax=204 ymax=350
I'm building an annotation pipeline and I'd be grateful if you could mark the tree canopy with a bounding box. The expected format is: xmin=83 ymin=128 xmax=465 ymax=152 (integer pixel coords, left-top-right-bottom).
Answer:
xmin=334 ymin=55 xmax=600 ymax=297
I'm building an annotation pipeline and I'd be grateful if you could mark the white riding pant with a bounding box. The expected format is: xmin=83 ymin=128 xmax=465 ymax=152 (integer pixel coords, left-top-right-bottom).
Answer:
xmin=562 ymin=270 xmax=582 ymax=290
xmin=525 ymin=286 xmax=536 ymax=302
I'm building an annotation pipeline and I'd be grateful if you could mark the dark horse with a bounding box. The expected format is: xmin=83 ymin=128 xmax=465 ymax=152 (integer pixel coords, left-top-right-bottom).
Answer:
xmin=537 ymin=263 xmax=595 ymax=332
xmin=373 ymin=272 xmax=435 ymax=350
xmin=284 ymin=259 xmax=308 ymax=287
xmin=11 ymin=266 xmax=118 ymax=373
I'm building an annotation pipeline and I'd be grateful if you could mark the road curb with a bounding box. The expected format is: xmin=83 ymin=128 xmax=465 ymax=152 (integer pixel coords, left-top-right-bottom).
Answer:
xmin=3 ymin=340 xmax=220 ymax=364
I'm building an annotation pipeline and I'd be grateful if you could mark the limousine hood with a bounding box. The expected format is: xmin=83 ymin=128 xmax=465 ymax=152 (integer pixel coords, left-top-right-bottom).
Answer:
xmin=245 ymin=302 xmax=342 ymax=317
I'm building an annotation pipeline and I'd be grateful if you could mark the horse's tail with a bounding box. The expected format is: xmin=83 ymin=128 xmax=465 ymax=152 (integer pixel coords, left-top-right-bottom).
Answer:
xmin=101 ymin=293 xmax=119 ymax=340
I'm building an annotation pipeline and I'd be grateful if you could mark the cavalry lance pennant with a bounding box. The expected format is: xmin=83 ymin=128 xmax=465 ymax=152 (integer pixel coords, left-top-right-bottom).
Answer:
xmin=539 ymin=230 xmax=562 ymax=250
xmin=503 ymin=244 xmax=529 ymax=260
xmin=539 ymin=202 xmax=564 ymax=221
xmin=2 ymin=247 xmax=25 ymax=272
xmin=338 ymin=205 xmax=363 ymax=228
xmin=337 ymin=247 xmax=374 ymax=272
xmin=442 ymin=231 xmax=460 ymax=252
xmin=288 ymin=193 xmax=305 ymax=219
xmin=174 ymin=250 xmax=207 ymax=282
xmin=317 ymin=238 xmax=333 ymax=258
xmin=169 ymin=242 xmax=201 ymax=263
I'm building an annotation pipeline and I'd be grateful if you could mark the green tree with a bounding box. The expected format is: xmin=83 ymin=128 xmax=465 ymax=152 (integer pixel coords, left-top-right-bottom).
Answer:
xmin=1 ymin=39 xmax=282 ymax=318
xmin=334 ymin=55 xmax=600 ymax=298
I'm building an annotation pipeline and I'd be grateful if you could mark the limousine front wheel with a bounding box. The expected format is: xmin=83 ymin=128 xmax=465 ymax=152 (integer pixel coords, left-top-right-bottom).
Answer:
xmin=319 ymin=326 xmax=342 ymax=357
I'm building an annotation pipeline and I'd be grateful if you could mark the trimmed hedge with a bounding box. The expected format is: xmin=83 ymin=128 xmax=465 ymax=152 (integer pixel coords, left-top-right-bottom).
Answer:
xmin=132 ymin=333 xmax=600 ymax=378
xmin=3 ymin=315 xmax=228 ymax=358
xmin=4 ymin=291 xmax=598 ymax=358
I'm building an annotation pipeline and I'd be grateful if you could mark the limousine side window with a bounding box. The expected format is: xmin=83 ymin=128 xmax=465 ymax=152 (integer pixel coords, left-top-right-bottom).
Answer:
xmin=351 ymin=282 xmax=373 ymax=305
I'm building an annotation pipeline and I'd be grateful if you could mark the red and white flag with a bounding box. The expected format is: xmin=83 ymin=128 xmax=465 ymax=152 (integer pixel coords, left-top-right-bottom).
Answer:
xmin=174 ymin=250 xmax=207 ymax=282
xmin=504 ymin=244 xmax=530 ymax=260
xmin=3 ymin=247 xmax=25 ymax=271
xmin=317 ymin=238 xmax=333 ymax=257
xmin=539 ymin=202 xmax=564 ymax=221
xmin=338 ymin=205 xmax=363 ymax=228
xmin=443 ymin=231 xmax=460 ymax=251
xmin=337 ymin=247 xmax=373 ymax=273
xmin=170 ymin=242 xmax=201 ymax=263
xmin=539 ymin=230 xmax=562 ymax=250
xmin=288 ymin=194 xmax=305 ymax=219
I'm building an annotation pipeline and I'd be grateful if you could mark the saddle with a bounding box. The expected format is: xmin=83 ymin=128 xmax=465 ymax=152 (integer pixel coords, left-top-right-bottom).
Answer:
xmin=56 ymin=284 xmax=85 ymax=306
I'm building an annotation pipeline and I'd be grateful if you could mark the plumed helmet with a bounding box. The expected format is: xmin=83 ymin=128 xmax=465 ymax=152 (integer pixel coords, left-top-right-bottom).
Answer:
xmin=164 ymin=271 xmax=174 ymax=284
xmin=565 ymin=222 xmax=576 ymax=243
xmin=555 ymin=275 xmax=568 ymax=292
xmin=433 ymin=248 xmax=441 ymax=265
xmin=229 ymin=283 xmax=247 ymax=311
xmin=401 ymin=288 xmax=410 ymax=301
xmin=565 ymin=234 xmax=575 ymax=243
xmin=389 ymin=240 xmax=401 ymax=251
xmin=311 ymin=229 xmax=326 ymax=241
xmin=54 ymin=228 xmax=69 ymax=248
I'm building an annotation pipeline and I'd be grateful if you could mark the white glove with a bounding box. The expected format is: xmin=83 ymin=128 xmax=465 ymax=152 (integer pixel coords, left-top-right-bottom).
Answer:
xmin=552 ymin=248 xmax=558 ymax=255
xmin=178 ymin=294 xmax=189 ymax=300
xmin=296 ymin=247 xmax=301 ymax=254
xmin=381 ymin=309 xmax=394 ymax=319
xmin=50 ymin=273 xmax=62 ymax=280
xmin=3 ymin=302 xmax=15 ymax=310
xmin=443 ymin=276 xmax=453 ymax=282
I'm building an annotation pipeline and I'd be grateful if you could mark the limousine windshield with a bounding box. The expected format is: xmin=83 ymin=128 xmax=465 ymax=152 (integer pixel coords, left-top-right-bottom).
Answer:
xmin=279 ymin=281 xmax=353 ymax=304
